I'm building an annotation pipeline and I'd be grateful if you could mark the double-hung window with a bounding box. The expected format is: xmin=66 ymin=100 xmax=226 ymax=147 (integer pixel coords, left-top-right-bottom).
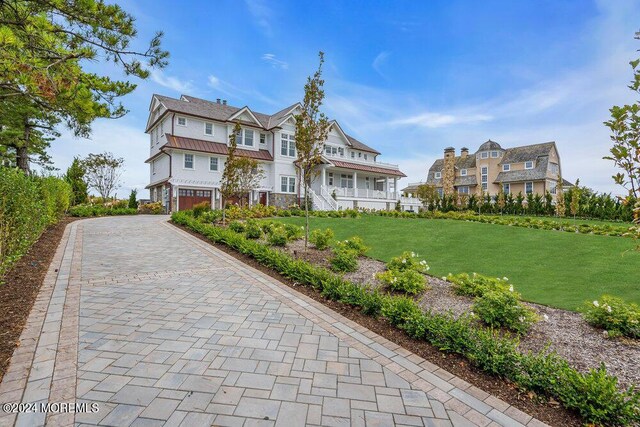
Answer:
xmin=503 ymin=164 xmax=510 ymax=171
xmin=281 ymin=133 xmax=295 ymax=157
xmin=340 ymin=174 xmax=353 ymax=188
xmin=177 ymin=116 xmax=187 ymax=126
xmin=481 ymin=152 xmax=488 ymax=159
xmin=460 ymin=169 xmax=467 ymax=176
xmin=491 ymin=151 xmax=499 ymax=158
xmin=204 ymin=122 xmax=213 ymax=136
xmin=209 ymin=157 xmax=218 ymax=171
xmin=503 ymin=183 xmax=510 ymax=194
xmin=328 ymin=173 xmax=334 ymax=186
xmin=525 ymin=161 xmax=534 ymax=169
xmin=236 ymin=129 xmax=254 ymax=147
xmin=184 ymin=153 xmax=194 ymax=169
xmin=434 ymin=172 xmax=441 ymax=179
xmin=260 ymin=133 xmax=266 ymax=144
xmin=350 ymin=152 xmax=355 ymax=159
xmin=281 ymin=176 xmax=296 ymax=193
xmin=525 ymin=182 xmax=533 ymax=194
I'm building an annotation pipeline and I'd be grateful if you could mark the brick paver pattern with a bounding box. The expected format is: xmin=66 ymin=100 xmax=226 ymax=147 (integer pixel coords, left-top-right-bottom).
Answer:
xmin=0 ymin=216 xmax=548 ymax=427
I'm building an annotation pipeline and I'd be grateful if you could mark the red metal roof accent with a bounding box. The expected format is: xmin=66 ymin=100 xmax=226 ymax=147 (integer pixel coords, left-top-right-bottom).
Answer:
xmin=165 ymin=134 xmax=273 ymax=161
xmin=330 ymin=160 xmax=406 ymax=177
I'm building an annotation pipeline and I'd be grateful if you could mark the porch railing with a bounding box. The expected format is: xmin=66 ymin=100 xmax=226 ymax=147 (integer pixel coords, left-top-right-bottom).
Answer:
xmin=322 ymin=185 xmax=397 ymax=200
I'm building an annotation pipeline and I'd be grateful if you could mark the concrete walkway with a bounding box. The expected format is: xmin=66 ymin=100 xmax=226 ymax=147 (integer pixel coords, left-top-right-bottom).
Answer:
xmin=0 ymin=216 xmax=547 ymax=427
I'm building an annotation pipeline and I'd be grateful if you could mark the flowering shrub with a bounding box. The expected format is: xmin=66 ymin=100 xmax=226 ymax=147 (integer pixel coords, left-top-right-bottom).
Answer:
xmin=376 ymin=269 xmax=427 ymax=295
xmin=473 ymin=290 xmax=538 ymax=334
xmin=172 ymin=210 xmax=640 ymax=426
xmin=309 ymin=228 xmax=334 ymax=250
xmin=387 ymin=251 xmax=430 ymax=273
xmin=267 ymin=226 xmax=288 ymax=246
xmin=138 ymin=202 xmax=164 ymax=214
xmin=330 ymin=247 xmax=359 ymax=272
xmin=244 ymin=220 xmax=262 ymax=239
xmin=228 ymin=220 xmax=246 ymax=233
xmin=283 ymin=223 xmax=304 ymax=241
xmin=582 ymin=295 xmax=640 ymax=339
xmin=446 ymin=273 xmax=511 ymax=297
xmin=338 ymin=236 xmax=368 ymax=256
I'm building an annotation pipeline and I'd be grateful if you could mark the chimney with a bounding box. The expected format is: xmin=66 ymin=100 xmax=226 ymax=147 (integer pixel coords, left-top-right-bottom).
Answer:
xmin=442 ymin=147 xmax=456 ymax=196
xmin=461 ymin=147 xmax=469 ymax=158
xmin=222 ymin=100 xmax=227 ymax=105
xmin=216 ymin=98 xmax=221 ymax=104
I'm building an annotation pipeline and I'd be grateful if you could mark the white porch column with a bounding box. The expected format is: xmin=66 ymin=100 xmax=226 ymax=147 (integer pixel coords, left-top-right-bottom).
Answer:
xmin=353 ymin=171 xmax=358 ymax=197
xmin=393 ymin=177 xmax=398 ymax=199
xmin=321 ymin=167 xmax=326 ymax=188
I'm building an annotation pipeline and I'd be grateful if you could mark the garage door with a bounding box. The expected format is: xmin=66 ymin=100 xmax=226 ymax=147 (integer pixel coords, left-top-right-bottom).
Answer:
xmin=178 ymin=189 xmax=211 ymax=211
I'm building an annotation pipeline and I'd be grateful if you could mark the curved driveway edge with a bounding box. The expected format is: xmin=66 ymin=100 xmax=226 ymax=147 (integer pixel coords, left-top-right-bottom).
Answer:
xmin=0 ymin=216 xmax=548 ymax=427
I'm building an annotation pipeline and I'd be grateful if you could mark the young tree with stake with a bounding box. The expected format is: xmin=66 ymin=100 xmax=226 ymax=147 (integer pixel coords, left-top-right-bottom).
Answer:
xmin=294 ymin=52 xmax=330 ymax=249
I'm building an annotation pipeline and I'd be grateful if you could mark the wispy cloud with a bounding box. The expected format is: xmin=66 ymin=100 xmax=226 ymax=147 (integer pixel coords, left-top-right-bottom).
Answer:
xmin=262 ymin=53 xmax=289 ymax=70
xmin=150 ymin=70 xmax=194 ymax=93
xmin=372 ymin=51 xmax=390 ymax=78
xmin=207 ymin=74 xmax=279 ymax=107
xmin=389 ymin=112 xmax=493 ymax=128
xmin=245 ymin=0 xmax=273 ymax=36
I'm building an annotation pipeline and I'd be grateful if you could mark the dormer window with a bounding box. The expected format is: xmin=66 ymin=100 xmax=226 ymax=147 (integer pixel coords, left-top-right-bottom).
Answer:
xmin=491 ymin=151 xmax=499 ymax=158
xmin=204 ymin=122 xmax=213 ymax=136
xmin=460 ymin=169 xmax=467 ymax=176
xmin=481 ymin=152 xmax=488 ymax=159
xmin=434 ymin=172 xmax=442 ymax=179
xmin=177 ymin=117 xmax=187 ymax=126
xmin=503 ymin=164 xmax=510 ymax=171
xmin=525 ymin=161 xmax=534 ymax=169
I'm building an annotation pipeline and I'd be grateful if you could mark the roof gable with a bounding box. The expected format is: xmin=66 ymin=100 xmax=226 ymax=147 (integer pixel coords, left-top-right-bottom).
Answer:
xmin=228 ymin=106 xmax=263 ymax=127
xmin=501 ymin=142 xmax=556 ymax=164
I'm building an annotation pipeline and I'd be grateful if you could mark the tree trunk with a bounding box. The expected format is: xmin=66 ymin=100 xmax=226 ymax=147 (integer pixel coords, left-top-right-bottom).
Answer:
xmin=17 ymin=124 xmax=31 ymax=173
xmin=304 ymin=181 xmax=309 ymax=250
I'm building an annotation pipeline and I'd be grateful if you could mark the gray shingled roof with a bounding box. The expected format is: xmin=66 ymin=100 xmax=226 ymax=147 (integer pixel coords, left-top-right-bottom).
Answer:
xmin=427 ymin=155 xmax=476 ymax=174
xmin=477 ymin=140 xmax=502 ymax=152
xmin=500 ymin=142 xmax=555 ymax=164
xmin=150 ymin=94 xmax=380 ymax=154
xmin=454 ymin=176 xmax=478 ymax=186
xmin=495 ymin=156 xmax=550 ymax=183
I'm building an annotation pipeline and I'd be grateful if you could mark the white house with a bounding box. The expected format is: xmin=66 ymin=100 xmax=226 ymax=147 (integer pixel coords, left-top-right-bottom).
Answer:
xmin=145 ymin=94 xmax=406 ymax=212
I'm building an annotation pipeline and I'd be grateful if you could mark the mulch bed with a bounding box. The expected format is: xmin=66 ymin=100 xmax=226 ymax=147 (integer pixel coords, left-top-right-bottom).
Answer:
xmin=172 ymin=222 xmax=582 ymax=427
xmin=0 ymin=217 xmax=77 ymax=383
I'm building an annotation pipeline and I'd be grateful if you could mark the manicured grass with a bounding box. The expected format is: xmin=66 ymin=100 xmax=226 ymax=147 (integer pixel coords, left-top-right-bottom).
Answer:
xmin=276 ymin=216 xmax=640 ymax=311
xmin=503 ymin=215 xmax=634 ymax=228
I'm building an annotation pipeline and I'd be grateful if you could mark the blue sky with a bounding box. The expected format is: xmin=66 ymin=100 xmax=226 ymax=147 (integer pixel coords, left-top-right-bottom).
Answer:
xmin=49 ymin=0 xmax=640 ymax=197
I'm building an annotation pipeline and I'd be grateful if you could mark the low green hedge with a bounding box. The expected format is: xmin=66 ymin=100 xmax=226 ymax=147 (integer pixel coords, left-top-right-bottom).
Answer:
xmin=172 ymin=210 xmax=640 ymax=426
xmin=0 ymin=169 xmax=71 ymax=278
xmin=374 ymin=210 xmax=633 ymax=238
xmin=68 ymin=204 xmax=138 ymax=217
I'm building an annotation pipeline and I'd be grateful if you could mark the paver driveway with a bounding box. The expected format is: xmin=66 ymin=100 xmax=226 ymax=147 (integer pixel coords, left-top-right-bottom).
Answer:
xmin=0 ymin=216 xmax=547 ymax=427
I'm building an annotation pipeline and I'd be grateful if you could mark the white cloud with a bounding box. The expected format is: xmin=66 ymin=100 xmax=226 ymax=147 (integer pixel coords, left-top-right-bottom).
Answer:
xmin=261 ymin=53 xmax=289 ymax=70
xmin=150 ymin=70 xmax=194 ymax=93
xmin=372 ymin=51 xmax=390 ymax=77
xmin=389 ymin=112 xmax=493 ymax=128
xmin=245 ymin=0 xmax=273 ymax=36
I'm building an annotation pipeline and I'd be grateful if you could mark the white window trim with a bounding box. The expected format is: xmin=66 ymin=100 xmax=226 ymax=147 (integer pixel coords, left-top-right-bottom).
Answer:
xmin=460 ymin=169 xmax=467 ymax=176
xmin=260 ymin=133 xmax=266 ymax=144
xmin=177 ymin=116 xmax=188 ymax=127
xmin=481 ymin=152 xmax=489 ymax=159
xmin=525 ymin=161 xmax=534 ymax=169
xmin=209 ymin=156 xmax=219 ymax=172
xmin=280 ymin=175 xmax=296 ymax=193
xmin=503 ymin=183 xmax=510 ymax=194
xmin=152 ymin=160 xmax=156 ymax=175
xmin=525 ymin=181 xmax=534 ymax=194
xmin=204 ymin=122 xmax=214 ymax=136
xmin=281 ymin=133 xmax=296 ymax=157
xmin=434 ymin=172 xmax=442 ymax=179
xmin=503 ymin=164 xmax=510 ymax=171
xmin=183 ymin=153 xmax=194 ymax=170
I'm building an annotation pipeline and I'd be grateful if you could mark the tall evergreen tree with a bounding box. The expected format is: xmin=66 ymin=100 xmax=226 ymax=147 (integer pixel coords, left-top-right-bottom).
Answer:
xmin=63 ymin=157 xmax=88 ymax=205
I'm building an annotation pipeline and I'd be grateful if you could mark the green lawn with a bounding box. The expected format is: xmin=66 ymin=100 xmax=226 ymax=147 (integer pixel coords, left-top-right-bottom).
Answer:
xmin=275 ymin=216 xmax=640 ymax=311
xmin=503 ymin=215 xmax=634 ymax=227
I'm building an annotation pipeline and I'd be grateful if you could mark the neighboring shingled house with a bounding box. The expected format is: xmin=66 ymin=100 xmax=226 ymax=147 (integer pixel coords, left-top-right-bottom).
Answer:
xmin=423 ymin=140 xmax=565 ymax=197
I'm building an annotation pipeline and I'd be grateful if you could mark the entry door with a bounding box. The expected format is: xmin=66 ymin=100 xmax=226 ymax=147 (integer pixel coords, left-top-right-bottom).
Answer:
xmin=259 ymin=192 xmax=268 ymax=205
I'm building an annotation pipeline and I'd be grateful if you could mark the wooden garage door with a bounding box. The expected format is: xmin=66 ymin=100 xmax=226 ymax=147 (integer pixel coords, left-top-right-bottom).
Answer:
xmin=178 ymin=189 xmax=211 ymax=211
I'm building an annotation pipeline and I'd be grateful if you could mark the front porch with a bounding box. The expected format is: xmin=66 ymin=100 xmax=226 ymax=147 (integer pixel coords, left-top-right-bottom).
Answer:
xmin=309 ymin=162 xmax=404 ymax=210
